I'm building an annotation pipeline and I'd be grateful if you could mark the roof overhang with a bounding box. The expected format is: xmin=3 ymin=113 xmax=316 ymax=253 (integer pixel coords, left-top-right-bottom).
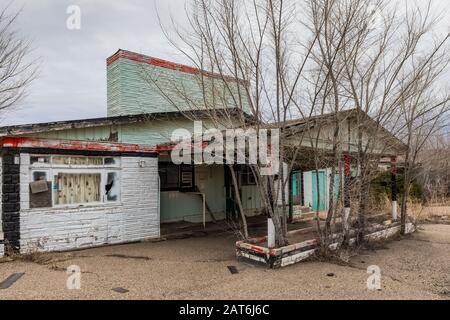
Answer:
xmin=0 ymin=137 xmax=162 ymax=156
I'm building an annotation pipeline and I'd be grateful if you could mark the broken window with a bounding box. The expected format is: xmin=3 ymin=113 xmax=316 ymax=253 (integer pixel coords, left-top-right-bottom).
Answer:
xmin=159 ymin=163 xmax=180 ymax=191
xmin=53 ymin=173 xmax=101 ymax=205
xmin=105 ymin=172 xmax=120 ymax=202
xmin=159 ymin=163 xmax=195 ymax=191
xmin=104 ymin=157 xmax=118 ymax=166
xmin=29 ymin=155 xmax=122 ymax=208
xmin=30 ymin=171 xmax=52 ymax=209
xmin=31 ymin=156 xmax=50 ymax=165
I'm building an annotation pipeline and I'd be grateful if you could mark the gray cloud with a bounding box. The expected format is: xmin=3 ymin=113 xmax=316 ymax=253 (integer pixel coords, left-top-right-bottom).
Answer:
xmin=1 ymin=0 xmax=187 ymax=125
xmin=0 ymin=0 xmax=449 ymax=126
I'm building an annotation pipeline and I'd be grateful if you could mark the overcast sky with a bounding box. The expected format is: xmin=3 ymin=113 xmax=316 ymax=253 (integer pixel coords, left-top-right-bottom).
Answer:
xmin=1 ymin=0 xmax=188 ymax=126
xmin=1 ymin=0 xmax=449 ymax=126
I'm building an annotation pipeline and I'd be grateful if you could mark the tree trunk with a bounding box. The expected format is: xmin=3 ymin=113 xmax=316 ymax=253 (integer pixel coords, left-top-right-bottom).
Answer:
xmin=400 ymin=160 xmax=411 ymax=235
xmin=228 ymin=165 xmax=249 ymax=239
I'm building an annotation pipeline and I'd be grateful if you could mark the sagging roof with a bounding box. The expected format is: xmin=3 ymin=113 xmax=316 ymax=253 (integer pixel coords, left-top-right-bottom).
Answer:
xmin=0 ymin=108 xmax=253 ymax=137
xmin=280 ymin=108 xmax=408 ymax=152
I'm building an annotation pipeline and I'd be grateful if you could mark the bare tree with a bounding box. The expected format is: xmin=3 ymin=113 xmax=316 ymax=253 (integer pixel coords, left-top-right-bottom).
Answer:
xmin=152 ymin=0 xmax=450 ymax=250
xmin=0 ymin=6 xmax=37 ymax=115
xmin=307 ymin=0 xmax=450 ymax=242
xmin=417 ymin=133 xmax=450 ymax=205
xmin=153 ymin=0 xmax=322 ymax=247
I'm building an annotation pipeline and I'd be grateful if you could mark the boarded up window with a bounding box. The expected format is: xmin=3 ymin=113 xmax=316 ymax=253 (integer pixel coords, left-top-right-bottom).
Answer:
xmin=30 ymin=171 xmax=52 ymax=208
xmin=54 ymin=173 xmax=101 ymax=205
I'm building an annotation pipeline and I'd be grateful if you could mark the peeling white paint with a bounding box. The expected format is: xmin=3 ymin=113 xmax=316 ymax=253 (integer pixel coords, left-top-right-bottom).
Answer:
xmin=280 ymin=249 xmax=316 ymax=267
xmin=237 ymin=222 xmax=416 ymax=268
xmin=19 ymin=155 xmax=160 ymax=253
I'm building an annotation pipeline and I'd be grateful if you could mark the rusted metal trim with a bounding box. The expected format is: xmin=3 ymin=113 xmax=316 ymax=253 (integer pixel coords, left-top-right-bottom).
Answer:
xmin=107 ymin=49 xmax=249 ymax=86
xmin=1 ymin=137 xmax=160 ymax=154
xmin=236 ymin=222 xmax=416 ymax=268
xmin=0 ymin=109 xmax=253 ymax=137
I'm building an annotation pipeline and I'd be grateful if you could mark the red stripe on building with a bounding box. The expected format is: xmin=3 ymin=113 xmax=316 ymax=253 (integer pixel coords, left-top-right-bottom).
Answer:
xmin=0 ymin=137 xmax=209 ymax=154
xmin=106 ymin=49 xmax=248 ymax=85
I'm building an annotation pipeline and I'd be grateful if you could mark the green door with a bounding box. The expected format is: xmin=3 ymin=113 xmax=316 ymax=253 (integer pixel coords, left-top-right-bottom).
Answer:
xmin=332 ymin=174 xmax=341 ymax=204
xmin=312 ymin=171 xmax=326 ymax=211
xmin=291 ymin=171 xmax=302 ymax=205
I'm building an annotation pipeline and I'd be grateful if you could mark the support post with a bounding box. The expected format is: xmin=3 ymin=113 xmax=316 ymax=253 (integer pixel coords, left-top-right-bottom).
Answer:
xmin=288 ymin=173 xmax=293 ymax=223
xmin=267 ymin=218 xmax=275 ymax=249
xmin=343 ymin=154 xmax=351 ymax=231
xmin=391 ymin=156 xmax=398 ymax=221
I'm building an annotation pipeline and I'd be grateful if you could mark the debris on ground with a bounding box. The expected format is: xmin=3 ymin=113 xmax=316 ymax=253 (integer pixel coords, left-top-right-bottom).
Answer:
xmin=0 ymin=273 xmax=25 ymax=289
xmin=227 ymin=266 xmax=239 ymax=274
xmin=112 ymin=287 xmax=130 ymax=294
xmin=105 ymin=254 xmax=151 ymax=261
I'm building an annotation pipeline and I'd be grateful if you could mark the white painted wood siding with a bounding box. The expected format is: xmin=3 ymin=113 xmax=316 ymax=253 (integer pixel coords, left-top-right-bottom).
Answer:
xmin=19 ymin=154 xmax=159 ymax=253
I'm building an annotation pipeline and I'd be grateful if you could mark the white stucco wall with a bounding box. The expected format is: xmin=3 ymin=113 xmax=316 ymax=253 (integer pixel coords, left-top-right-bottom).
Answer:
xmin=19 ymin=154 xmax=159 ymax=253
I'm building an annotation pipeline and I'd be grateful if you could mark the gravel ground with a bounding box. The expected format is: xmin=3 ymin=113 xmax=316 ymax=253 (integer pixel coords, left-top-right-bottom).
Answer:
xmin=0 ymin=224 xmax=449 ymax=300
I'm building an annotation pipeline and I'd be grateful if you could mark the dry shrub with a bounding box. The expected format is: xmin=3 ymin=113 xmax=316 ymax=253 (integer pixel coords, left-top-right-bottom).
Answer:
xmin=12 ymin=251 xmax=53 ymax=265
xmin=368 ymin=192 xmax=391 ymax=214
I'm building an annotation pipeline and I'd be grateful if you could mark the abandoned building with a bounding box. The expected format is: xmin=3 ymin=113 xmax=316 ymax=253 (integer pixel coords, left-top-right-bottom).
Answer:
xmin=0 ymin=49 xmax=406 ymax=257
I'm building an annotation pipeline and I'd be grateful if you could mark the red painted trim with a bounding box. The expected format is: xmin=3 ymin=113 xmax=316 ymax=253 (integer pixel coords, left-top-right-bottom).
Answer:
xmin=344 ymin=154 xmax=351 ymax=177
xmin=1 ymin=137 xmax=160 ymax=153
xmin=390 ymin=156 xmax=397 ymax=175
xmin=0 ymin=137 xmax=210 ymax=154
xmin=107 ymin=49 xmax=248 ymax=85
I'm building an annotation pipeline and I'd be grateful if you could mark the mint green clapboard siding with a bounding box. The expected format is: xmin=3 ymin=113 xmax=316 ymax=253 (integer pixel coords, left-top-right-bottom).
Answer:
xmin=119 ymin=119 xmax=200 ymax=146
xmin=107 ymin=58 xmax=250 ymax=117
xmin=27 ymin=117 xmax=234 ymax=148
xmin=28 ymin=125 xmax=117 ymax=142
xmin=119 ymin=118 xmax=238 ymax=146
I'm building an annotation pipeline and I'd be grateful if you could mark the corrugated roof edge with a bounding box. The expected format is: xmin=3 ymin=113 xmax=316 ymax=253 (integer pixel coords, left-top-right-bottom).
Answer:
xmin=106 ymin=49 xmax=249 ymax=86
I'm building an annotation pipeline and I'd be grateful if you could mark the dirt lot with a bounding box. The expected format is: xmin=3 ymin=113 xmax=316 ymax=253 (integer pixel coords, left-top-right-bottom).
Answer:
xmin=0 ymin=224 xmax=449 ymax=300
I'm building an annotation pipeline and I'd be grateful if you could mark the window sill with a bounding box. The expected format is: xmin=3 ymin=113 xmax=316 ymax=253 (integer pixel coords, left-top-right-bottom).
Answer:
xmin=23 ymin=202 xmax=123 ymax=213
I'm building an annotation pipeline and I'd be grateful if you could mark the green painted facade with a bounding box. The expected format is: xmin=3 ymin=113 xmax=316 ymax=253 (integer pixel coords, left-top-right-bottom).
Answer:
xmin=26 ymin=117 xmax=262 ymax=223
xmin=30 ymin=118 xmax=231 ymax=147
xmin=107 ymin=58 xmax=250 ymax=117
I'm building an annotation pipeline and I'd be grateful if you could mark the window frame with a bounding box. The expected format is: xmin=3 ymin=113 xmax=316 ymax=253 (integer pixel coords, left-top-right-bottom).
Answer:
xmin=29 ymin=155 xmax=122 ymax=209
xmin=239 ymin=166 xmax=257 ymax=186
xmin=158 ymin=162 xmax=195 ymax=192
